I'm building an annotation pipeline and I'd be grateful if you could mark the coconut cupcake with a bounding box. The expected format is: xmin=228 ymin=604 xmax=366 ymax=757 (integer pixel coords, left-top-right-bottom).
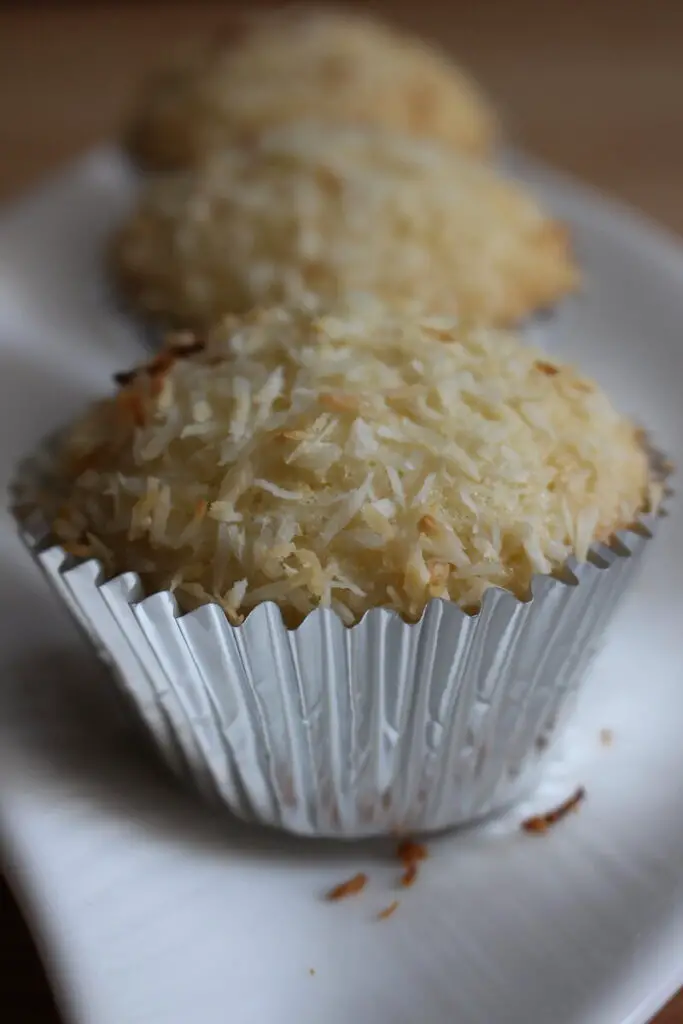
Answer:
xmin=114 ymin=122 xmax=578 ymax=330
xmin=14 ymin=301 xmax=663 ymax=836
xmin=126 ymin=7 xmax=497 ymax=172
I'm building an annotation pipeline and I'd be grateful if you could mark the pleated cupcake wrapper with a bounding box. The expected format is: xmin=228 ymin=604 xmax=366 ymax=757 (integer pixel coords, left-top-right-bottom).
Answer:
xmin=14 ymin=427 xmax=669 ymax=837
xmin=16 ymin=502 xmax=658 ymax=837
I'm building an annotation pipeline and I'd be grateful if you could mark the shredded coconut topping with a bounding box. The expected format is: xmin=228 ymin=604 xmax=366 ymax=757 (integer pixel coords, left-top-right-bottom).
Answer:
xmin=41 ymin=300 xmax=649 ymax=626
xmin=114 ymin=121 xmax=577 ymax=328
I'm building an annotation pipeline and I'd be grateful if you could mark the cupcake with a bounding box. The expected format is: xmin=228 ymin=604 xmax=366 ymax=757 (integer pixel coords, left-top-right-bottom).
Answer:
xmin=13 ymin=301 xmax=664 ymax=836
xmin=113 ymin=122 xmax=578 ymax=330
xmin=126 ymin=7 xmax=497 ymax=172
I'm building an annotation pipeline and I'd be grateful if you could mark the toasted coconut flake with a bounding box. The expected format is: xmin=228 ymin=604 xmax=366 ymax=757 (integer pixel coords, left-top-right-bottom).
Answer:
xmin=400 ymin=863 xmax=419 ymax=888
xmin=396 ymin=837 xmax=428 ymax=888
xmin=377 ymin=900 xmax=400 ymax=921
xmin=521 ymin=787 xmax=586 ymax=834
xmin=325 ymin=872 xmax=368 ymax=901
xmin=397 ymin=839 xmax=428 ymax=864
xmin=535 ymin=360 xmax=559 ymax=376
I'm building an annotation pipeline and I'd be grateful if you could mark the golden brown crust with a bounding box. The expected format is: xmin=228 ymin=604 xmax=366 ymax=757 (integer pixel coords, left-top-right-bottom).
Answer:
xmin=126 ymin=8 xmax=498 ymax=171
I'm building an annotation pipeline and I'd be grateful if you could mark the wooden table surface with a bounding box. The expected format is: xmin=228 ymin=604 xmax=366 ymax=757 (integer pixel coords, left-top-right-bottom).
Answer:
xmin=0 ymin=1 xmax=682 ymax=1021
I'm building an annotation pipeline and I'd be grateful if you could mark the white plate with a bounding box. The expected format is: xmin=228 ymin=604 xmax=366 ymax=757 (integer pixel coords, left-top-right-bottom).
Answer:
xmin=0 ymin=148 xmax=682 ymax=1024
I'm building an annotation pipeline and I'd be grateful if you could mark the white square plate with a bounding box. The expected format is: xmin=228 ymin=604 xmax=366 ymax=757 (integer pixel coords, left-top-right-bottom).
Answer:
xmin=0 ymin=149 xmax=682 ymax=1024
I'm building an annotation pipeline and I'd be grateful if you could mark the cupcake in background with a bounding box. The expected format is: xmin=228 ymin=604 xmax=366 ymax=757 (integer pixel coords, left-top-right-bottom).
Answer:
xmin=126 ymin=6 xmax=498 ymax=172
xmin=13 ymin=300 xmax=664 ymax=836
xmin=113 ymin=122 xmax=578 ymax=330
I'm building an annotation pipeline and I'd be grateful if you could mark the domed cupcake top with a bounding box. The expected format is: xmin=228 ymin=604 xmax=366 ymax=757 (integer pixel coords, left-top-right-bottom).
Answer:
xmin=114 ymin=121 xmax=577 ymax=328
xmin=46 ymin=301 xmax=649 ymax=625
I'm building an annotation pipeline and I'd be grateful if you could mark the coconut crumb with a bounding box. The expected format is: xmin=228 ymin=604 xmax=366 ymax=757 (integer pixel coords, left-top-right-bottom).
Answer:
xmin=397 ymin=838 xmax=428 ymax=887
xmin=377 ymin=900 xmax=400 ymax=921
xmin=521 ymin=786 xmax=586 ymax=834
xmin=418 ymin=514 xmax=440 ymax=536
xmin=599 ymin=728 xmax=614 ymax=747
xmin=400 ymin=863 xmax=419 ymax=888
xmin=397 ymin=839 xmax=428 ymax=864
xmin=325 ymin=872 xmax=368 ymax=901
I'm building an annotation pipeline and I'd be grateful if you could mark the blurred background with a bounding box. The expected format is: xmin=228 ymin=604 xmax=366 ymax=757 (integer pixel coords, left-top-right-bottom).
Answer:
xmin=0 ymin=1 xmax=682 ymax=1022
xmin=1 ymin=0 xmax=683 ymax=231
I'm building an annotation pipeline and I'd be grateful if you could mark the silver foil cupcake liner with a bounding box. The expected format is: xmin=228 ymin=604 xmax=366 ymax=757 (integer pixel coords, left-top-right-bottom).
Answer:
xmin=15 ymin=464 xmax=663 ymax=837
